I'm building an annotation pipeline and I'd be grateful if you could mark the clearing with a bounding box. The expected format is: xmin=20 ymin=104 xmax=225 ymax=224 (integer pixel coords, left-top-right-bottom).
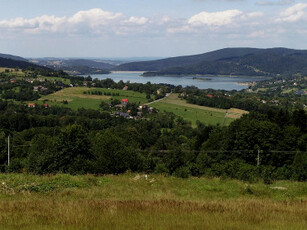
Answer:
xmin=36 ymin=87 xmax=150 ymax=110
xmin=150 ymin=93 xmax=248 ymax=126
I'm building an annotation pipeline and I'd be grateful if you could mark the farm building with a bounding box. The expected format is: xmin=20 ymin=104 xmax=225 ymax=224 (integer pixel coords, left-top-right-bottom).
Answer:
xmin=121 ymin=98 xmax=129 ymax=106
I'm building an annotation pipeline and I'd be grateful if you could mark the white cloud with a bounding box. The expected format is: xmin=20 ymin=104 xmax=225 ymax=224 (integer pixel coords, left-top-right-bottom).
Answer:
xmin=188 ymin=10 xmax=243 ymax=26
xmin=276 ymin=3 xmax=307 ymax=22
xmin=0 ymin=8 xmax=123 ymax=34
xmin=122 ymin=16 xmax=148 ymax=25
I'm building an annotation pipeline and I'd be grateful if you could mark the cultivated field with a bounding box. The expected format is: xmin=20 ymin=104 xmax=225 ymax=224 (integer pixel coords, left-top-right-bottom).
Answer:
xmin=151 ymin=94 xmax=248 ymax=126
xmin=0 ymin=174 xmax=306 ymax=230
xmin=36 ymin=87 xmax=150 ymax=110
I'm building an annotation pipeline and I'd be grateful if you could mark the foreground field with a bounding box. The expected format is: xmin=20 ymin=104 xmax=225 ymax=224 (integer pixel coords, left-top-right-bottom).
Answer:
xmin=0 ymin=174 xmax=306 ymax=229
xmin=151 ymin=94 xmax=248 ymax=126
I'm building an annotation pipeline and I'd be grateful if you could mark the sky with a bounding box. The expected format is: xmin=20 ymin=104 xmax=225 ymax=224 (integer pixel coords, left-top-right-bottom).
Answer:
xmin=0 ymin=0 xmax=306 ymax=58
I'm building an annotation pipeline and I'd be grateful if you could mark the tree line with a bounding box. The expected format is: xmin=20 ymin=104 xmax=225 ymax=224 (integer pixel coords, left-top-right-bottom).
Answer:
xmin=0 ymin=100 xmax=305 ymax=183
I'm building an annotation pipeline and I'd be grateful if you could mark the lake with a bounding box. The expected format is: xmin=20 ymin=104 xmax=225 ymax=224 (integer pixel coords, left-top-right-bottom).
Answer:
xmin=86 ymin=72 xmax=264 ymax=91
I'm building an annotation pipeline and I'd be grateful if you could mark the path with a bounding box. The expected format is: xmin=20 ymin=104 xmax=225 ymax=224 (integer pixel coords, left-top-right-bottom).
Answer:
xmin=146 ymin=92 xmax=172 ymax=105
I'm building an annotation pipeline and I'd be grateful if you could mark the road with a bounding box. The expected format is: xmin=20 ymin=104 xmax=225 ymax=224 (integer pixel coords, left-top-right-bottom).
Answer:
xmin=146 ymin=92 xmax=172 ymax=105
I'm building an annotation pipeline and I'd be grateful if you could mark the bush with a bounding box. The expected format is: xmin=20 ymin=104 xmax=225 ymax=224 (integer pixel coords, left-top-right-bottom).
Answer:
xmin=173 ymin=166 xmax=190 ymax=178
xmin=154 ymin=163 xmax=169 ymax=174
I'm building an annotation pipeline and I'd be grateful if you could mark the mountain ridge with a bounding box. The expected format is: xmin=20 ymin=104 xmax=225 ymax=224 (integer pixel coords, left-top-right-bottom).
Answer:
xmin=117 ymin=47 xmax=307 ymax=77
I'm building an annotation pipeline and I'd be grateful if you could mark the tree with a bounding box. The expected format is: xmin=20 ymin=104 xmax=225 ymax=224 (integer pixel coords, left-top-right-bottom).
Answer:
xmin=91 ymin=131 xmax=139 ymax=174
xmin=54 ymin=124 xmax=92 ymax=173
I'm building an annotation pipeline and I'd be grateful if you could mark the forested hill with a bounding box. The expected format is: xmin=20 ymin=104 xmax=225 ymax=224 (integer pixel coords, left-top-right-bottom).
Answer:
xmin=118 ymin=48 xmax=261 ymax=71
xmin=0 ymin=53 xmax=27 ymax=62
xmin=118 ymin=48 xmax=307 ymax=77
xmin=0 ymin=57 xmax=48 ymax=69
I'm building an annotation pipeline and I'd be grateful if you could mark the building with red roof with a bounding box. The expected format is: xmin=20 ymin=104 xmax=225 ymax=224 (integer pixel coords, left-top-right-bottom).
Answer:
xmin=121 ymin=98 xmax=129 ymax=106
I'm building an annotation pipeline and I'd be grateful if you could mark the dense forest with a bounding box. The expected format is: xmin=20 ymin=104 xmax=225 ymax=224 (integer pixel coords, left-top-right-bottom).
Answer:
xmin=119 ymin=48 xmax=307 ymax=77
xmin=0 ymin=99 xmax=305 ymax=182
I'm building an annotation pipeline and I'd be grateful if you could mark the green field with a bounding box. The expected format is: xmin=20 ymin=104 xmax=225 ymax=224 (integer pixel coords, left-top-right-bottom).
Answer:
xmin=35 ymin=87 xmax=151 ymax=110
xmin=0 ymin=173 xmax=306 ymax=229
xmin=151 ymin=94 xmax=248 ymax=126
xmin=0 ymin=67 xmax=25 ymax=76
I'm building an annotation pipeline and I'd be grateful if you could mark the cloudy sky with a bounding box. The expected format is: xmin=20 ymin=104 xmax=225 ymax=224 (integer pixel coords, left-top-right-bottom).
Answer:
xmin=0 ymin=0 xmax=306 ymax=57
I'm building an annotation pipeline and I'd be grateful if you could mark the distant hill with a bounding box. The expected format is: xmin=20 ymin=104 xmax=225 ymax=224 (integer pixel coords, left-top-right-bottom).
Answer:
xmin=117 ymin=48 xmax=262 ymax=71
xmin=0 ymin=57 xmax=47 ymax=70
xmin=61 ymin=59 xmax=115 ymax=70
xmin=118 ymin=48 xmax=307 ymax=77
xmin=0 ymin=53 xmax=28 ymax=62
xmin=31 ymin=58 xmax=115 ymax=75
xmin=61 ymin=65 xmax=110 ymax=75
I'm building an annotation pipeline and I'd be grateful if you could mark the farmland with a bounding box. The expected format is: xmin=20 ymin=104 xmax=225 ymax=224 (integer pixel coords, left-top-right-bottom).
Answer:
xmin=151 ymin=94 xmax=248 ymax=126
xmin=35 ymin=87 xmax=151 ymax=110
xmin=0 ymin=173 xmax=306 ymax=230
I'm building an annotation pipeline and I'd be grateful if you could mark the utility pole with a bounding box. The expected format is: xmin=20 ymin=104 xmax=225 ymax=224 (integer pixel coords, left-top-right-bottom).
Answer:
xmin=8 ymin=135 xmax=10 ymax=166
xmin=257 ymin=150 xmax=260 ymax=167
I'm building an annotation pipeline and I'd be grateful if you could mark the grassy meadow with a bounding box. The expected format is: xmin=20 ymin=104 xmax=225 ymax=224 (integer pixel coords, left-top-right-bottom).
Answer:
xmin=0 ymin=173 xmax=306 ymax=229
xmin=0 ymin=67 xmax=25 ymax=76
xmin=151 ymin=94 xmax=248 ymax=126
xmin=35 ymin=87 xmax=150 ymax=110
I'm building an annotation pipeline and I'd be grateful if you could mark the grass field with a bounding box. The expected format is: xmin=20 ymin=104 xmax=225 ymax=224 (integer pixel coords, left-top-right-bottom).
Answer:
xmin=0 ymin=173 xmax=306 ymax=229
xmin=0 ymin=67 xmax=24 ymax=76
xmin=151 ymin=94 xmax=248 ymax=126
xmin=35 ymin=87 xmax=150 ymax=110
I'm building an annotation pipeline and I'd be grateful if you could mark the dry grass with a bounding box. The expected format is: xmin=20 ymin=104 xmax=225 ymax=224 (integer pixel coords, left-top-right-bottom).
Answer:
xmin=0 ymin=199 xmax=305 ymax=230
xmin=226 ymin=108 xmax=249 ymax=119
xmin=0 ymin=174 xmax=306 ymax=229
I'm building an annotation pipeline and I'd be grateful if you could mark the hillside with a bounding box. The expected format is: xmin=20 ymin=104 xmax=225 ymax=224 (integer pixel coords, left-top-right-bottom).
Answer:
xmin=0 ymin=57 xmax=47 ymax=70
xmin=0 ymin=53 xmax=27 ymax=62
xmin=118 ymin=48 xmax=261 ymax=71
xmin=118 ymin=48 xmax=307 ymax=77
xmin=31 ymin=58 xmax=115 ymax=75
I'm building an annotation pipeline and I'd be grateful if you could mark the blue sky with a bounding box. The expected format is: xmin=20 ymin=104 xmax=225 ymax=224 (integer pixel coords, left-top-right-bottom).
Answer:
xmin=0 ymin=0 xmax=306 ymax=57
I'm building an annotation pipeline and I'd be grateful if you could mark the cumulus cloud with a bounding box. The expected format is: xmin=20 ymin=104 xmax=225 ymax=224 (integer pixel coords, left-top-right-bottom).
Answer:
xmin=188 ymin=10 xmax=243 ymax=26
xmin=0 ymin=8 xmax=147 ymax=34
xmin=276 ymin=3 xmax=307 ymax=22
xmin=122 ymin=16 xmax=148 ymax=25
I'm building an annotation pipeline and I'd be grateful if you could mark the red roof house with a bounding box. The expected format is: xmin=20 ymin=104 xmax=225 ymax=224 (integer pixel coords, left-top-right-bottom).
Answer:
xmin=121 ymin=98 xmax=129 ymax=106
xmin=28 ymin=103 xmax=36 ymax=108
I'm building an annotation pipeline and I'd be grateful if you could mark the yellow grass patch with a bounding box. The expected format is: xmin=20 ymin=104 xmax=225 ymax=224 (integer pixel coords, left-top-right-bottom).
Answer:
xmin=226 ymin=108 xmax=249 ymax=119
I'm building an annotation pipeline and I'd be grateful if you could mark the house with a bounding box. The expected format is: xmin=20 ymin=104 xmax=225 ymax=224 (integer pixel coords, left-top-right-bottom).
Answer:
xmin=138 ymin=104 xmax=148 ymax=110
xmin=296 ymin=90 xmax=307 ymax=95
xmin=157 ymin=88 xmax=162 ymax=95
xmin=206 ymin=94 xmax=213 ymax=98
xmin=123 ymin=86 xmax=129 ymax=91
xmin=121 ymin=98 xmax=129 ymax=106
xmin=115 ymin=111 xmax=131 ymax=118
xmin=43 ymin=104 xmax=50 ymax=108
xmin=28 ymin=103 xmax=35 ymax=108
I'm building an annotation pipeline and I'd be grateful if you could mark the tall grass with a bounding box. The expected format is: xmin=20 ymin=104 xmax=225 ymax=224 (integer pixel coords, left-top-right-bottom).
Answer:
xmin=0 ymin=173 xmax=306 ymax=229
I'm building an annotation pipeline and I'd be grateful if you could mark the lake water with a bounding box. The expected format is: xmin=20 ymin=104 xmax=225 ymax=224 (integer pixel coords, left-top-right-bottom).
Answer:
xmin=86 ymin=72 xmax=264 ymax=91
